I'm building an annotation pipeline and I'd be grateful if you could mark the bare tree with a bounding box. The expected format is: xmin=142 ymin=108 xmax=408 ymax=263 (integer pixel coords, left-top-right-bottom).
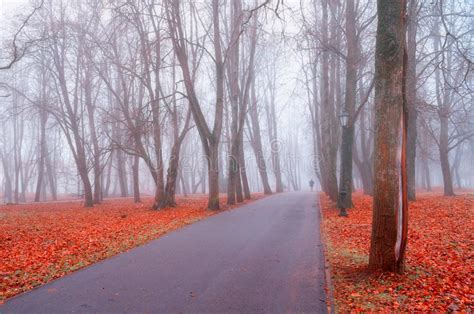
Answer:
xmin=167 ymin=0 xmax=225 ymax=210
xmin=369 ymin=0 xmax=408 ymax=273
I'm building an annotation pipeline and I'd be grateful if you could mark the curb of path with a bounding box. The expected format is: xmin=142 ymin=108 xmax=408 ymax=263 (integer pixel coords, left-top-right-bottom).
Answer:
xmin=317 ymin=193 xmax=336 ymax=314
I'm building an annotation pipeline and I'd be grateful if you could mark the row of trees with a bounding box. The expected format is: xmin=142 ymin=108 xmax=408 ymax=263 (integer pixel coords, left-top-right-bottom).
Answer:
xmin=0 ymin=0 xmax=472 ymax=273
xmin=298 ymin=0 xmax=472 ymax=272
xmin=300 ymin=0 xmax=473 ymax=207
xmin=1 ymin=0 xmax=303 ymax=209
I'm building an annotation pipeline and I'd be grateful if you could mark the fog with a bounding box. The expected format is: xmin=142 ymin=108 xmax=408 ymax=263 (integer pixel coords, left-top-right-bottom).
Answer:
xmin=0 ymin=0 xmax=472 ymax=208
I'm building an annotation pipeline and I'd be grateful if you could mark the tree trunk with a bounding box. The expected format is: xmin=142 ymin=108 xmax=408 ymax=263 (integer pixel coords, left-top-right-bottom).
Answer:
xmin=451 ymin=146 xmax=462 ymax=188
xmin=240 ymin=145 xmax=251 ymax=199
xmin=432 ymin=12 xmax=455 ymax=197
xmin=133 ymin=155 xmax=141 ymax=203
xmin=35 ymin=111 xmax=48 ymax=202
xmin=208 ymin=142 xmax=220 ymax=210
xmin=85 ymin=75 xmax=102 ymax=204
xmin=45 ymin=146 xmax=57 ymax=201
xmin=406 ymin=0 xmax=418 ymax=201
xmin=162 ymin=143 xmax=181 ymax=207
xmin=116 ymin=149 xmax=128 ymax=197
xmin=319 ymin=0 xmax=338 ymax=201
xmin=77 ymin=156 xmax=94 ymax=207
xmin=265 ymin=91 xmax=284 ymax=193
xmin=103 ymin=153 xmax=113 ymax=198
xmin=249 ymin=80 xmax=272 ymax=194
xmin=1 ymin=153 xmax=13 ymax=203
xmin=354 ymin=143 xmax=374 ymax=196
xmin=338 ymin=125 xmax=355 ymax=208
xmin=338 ymin=0 xmax=357 ymax=210
xmin=439 ymin=117 xmax=455 ymax=196
xmin=369 ymin=0 xmax=408 ymax=273
xmin=167 ymin=0 xmax=224 ymax=210
xmin=227 ymin=139 xmax=239 ymax=204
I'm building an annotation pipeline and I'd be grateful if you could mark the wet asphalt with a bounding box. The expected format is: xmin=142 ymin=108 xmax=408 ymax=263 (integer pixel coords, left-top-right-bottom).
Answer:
xmin=1 ymin=192 xmax=327 ymax=314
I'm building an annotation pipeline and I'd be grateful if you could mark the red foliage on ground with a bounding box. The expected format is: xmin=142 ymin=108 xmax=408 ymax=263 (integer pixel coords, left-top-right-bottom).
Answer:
xmin=0 ymin=195 xmax=260 ymax=302
xmin=320 ymin=191 xmax=473 ymax=312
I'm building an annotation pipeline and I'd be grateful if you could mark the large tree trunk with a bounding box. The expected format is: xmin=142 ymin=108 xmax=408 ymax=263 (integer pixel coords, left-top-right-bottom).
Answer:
xmin=406 ymin=0 xmax=418 ymax=201
xmin=338 ymin=0 xmax=357 ymax=210
xmin=369 ymin=0 xmax=408 ymax=273
xmin=226 ymin=2 xmax=241 ymax=204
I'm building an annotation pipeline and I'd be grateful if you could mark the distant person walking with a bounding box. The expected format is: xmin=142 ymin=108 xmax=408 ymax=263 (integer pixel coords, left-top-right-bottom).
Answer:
xmin=309 ymin=179 xmax=315 ymax=192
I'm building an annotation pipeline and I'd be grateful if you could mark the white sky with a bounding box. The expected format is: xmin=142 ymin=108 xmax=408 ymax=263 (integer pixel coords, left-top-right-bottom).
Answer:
xmin=0 ymin=0 xmax=28 ymax=15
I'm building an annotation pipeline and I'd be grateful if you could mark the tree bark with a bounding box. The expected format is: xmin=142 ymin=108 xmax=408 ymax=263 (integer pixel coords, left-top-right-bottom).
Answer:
xmin=439 ymin=117 xmax=455 ymax=195
xmin=167 ymin=0 xmax=224 ymax=210
xmin=160 ymin=107 xmax=191 ymax=208
xmin=45 ymin=144 xmax=57 ymax=201
xmin=116 ymin=148 xmax=128 ymax=197
xmin=406 ymin=0 xmax=418 ymax=201
xmin=35 ymin=110 xmax=48 ymax=202
xmin=369 ymin=0 xmax=408 ymax=273
xmin=207 ymin=142 xmax=220 ymax=210
xmin=84 ymin=68 xmax=102 ymax=204
xmin=248 ymin=84 xmax=272 ymax=194
xmin=338 ymin=0 xmax=357 ymax=210
xmin=265 ymin=79 xmax=284 ymax=193
xmin=133 ymin=154 xmax=141 ymax=203
xmin=319 ymin=0 xmax=338 ymax=201
xmin=240 ymin=145 xmax=251 ymax=199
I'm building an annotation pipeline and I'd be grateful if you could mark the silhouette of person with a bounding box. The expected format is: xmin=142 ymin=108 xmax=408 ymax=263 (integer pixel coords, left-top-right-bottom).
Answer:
xmin=309 ymin=179 xmax=315 ymax=192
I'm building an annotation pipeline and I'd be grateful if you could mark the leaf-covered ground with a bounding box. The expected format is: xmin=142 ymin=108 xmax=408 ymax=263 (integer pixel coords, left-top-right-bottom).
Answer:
xmin=0 ymin=195 xmax=260 ymax=302
xmin=320 ymin=191 xmax=473 ymax=312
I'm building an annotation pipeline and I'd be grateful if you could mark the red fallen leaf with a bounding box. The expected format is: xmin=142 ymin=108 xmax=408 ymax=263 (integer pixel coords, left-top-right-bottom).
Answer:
xmin=0 ymin=194 xmax=264 ymax=302
xmin=320 ymin=191 xmax=474 ymax=312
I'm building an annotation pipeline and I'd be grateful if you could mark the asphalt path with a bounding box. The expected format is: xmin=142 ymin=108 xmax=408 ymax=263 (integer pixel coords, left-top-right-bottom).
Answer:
xmin=1 ymin=192 xmax=327 ymax=313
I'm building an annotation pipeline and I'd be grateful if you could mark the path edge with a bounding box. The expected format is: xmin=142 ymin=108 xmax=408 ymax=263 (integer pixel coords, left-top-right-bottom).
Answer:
xmin=317 ymin=192 xmax=336 ymax=314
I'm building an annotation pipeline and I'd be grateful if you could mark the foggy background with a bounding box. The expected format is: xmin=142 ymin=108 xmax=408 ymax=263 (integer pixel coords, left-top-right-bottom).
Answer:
xmin=0 ymin=0 xmax=472 ymax=205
